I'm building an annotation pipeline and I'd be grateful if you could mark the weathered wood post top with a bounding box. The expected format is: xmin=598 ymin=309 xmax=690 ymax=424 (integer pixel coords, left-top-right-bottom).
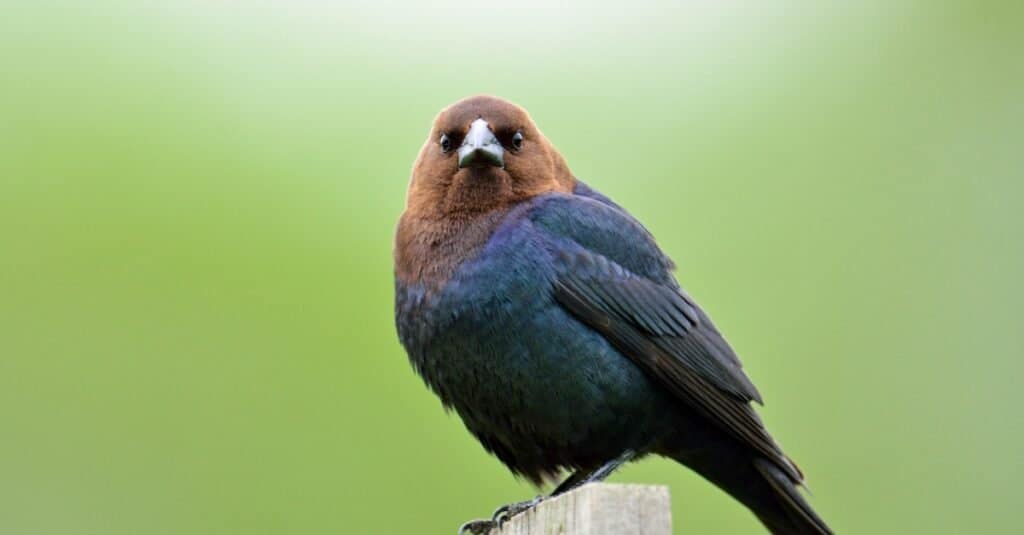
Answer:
xmin=487 ymin=483 xmax=672 ymax=535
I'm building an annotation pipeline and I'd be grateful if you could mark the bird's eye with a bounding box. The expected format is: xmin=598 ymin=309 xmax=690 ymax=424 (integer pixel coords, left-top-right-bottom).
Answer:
xmin=440 ymin=134 xmax=452 ymax=153
xmin=512 ymin=131 xmax=524 ymax=150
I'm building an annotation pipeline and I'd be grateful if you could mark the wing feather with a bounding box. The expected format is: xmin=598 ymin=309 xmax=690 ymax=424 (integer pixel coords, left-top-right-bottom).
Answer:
xmin=552 ymin=248 xmax=800 ymax=481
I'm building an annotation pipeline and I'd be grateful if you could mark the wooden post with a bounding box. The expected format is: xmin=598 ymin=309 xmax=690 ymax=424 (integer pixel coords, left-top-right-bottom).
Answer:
xmin=490 ymin=483 xmax=672 ymax=535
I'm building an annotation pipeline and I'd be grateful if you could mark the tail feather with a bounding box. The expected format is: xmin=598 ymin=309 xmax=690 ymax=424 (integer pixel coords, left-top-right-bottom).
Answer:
xmin=666 ymin=438 xmax=832 ymax=534
xmin=753 ymin=457 xmax=833 ymax=535
xmin=662 ymin=410 xmax=832 ymax=534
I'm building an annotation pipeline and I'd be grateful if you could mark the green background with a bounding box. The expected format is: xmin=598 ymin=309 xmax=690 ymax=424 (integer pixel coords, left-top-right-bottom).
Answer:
xmin=2 ymin=2 xmax=1021 ymax=533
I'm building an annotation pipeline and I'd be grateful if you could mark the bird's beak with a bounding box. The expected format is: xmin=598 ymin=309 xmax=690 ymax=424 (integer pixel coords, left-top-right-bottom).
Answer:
xmin=458 ymin=118 xmax=504 ymax=169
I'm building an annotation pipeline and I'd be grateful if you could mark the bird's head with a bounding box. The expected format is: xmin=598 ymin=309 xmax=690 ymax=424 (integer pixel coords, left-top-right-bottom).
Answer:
xmin=406 ymin=95 xmax=575 ymax=217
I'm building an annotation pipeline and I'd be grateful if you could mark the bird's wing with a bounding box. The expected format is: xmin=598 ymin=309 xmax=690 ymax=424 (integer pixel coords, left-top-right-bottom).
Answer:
xmin=531 ymin=191 xmax=800 ymax=479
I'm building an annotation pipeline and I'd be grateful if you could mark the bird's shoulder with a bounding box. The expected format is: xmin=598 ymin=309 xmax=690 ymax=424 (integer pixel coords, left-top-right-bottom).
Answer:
xmin=435 ymin=181 xmax=678 ymax=298
xmin=520 ymin=182 xmax=678 ymax=287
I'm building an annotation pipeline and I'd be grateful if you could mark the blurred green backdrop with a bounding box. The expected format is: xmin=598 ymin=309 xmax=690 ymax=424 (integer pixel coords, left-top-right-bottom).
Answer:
xmin=2 ymin=2 xmax=1022 ymax=533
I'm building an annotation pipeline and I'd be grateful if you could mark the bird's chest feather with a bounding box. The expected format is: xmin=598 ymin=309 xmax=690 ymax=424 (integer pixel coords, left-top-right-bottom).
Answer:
xmin=397 ymin=219 xmax=661 ymax=445
xmin=396 ymin=221 xmax=556 ymax=402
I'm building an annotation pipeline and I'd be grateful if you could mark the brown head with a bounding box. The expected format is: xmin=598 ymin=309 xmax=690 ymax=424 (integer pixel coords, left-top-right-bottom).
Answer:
xmin=396 ymin=96 xmax=576 ymax=287
xmin=404 ymin=95 xmax=576 ymax=219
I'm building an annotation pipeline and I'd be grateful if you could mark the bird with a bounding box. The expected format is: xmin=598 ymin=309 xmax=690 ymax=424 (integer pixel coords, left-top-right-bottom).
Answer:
xmin=394 ymin=95 xmax=832 ymax=534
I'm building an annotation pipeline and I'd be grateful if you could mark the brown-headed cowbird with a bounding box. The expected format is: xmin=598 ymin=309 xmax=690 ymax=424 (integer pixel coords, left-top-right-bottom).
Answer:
xmin=394 ymin=95 xmax=831 ymax=534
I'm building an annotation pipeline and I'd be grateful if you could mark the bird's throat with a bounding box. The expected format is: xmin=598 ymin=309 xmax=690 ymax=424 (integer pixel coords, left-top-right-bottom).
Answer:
xmin=394 ymin=207 xmax=509 ymax=292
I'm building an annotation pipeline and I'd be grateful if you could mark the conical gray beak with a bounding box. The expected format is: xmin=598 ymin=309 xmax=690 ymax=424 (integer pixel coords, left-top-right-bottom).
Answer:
xmin=458 ymin=118 xmax=504 ymax=169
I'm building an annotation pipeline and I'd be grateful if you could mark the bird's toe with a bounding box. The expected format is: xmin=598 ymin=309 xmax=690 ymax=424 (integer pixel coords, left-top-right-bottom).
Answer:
xmin=457 ymin=519 xmax=496 ymax=535
xmin=492 ymin=495 xmax=544 ymax=527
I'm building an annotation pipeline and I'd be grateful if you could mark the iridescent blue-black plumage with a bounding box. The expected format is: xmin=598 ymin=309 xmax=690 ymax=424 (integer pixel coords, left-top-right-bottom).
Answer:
xmin=397 ymin=185 xmax=675 ymax=481
xmin=394 ymin=96 xmax=830 ymax=534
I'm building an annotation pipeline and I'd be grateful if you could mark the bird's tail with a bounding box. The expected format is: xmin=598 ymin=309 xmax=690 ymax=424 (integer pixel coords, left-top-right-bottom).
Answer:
xmin=751 ymin=457 xmax=832 ymax=534
xmin=668 ymin=443 xmax=832 ymax=534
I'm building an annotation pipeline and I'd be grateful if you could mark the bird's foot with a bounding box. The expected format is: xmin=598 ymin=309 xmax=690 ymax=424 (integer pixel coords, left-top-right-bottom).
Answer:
xmin=457 ymin=519 xmax=496 ymax=535
xmin=493 ymin=495 xmax=544 ymax=527
xmin=457 ymin=495 xmax=545 ymax=534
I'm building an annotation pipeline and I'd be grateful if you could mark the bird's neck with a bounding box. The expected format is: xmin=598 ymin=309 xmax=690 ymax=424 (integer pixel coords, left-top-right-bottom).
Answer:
xmin=394 ymin=207 xmax=510 ymax=291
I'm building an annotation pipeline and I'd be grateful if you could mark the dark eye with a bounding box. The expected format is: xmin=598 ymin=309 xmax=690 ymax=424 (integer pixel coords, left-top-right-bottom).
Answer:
xmin=512 ymin=131 xmax=524 ymax=150
xmin=440 ymin=133 xmax=452 ymax=153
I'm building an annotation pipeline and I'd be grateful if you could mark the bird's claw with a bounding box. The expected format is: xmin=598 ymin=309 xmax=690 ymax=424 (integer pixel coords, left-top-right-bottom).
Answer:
xmin=457 ymin=495 xmax=545 ymax=534
xmin=491 ymin=495 xmax=544 ymax=527
xmin=458 ymin=519 xmax=495 ymax=535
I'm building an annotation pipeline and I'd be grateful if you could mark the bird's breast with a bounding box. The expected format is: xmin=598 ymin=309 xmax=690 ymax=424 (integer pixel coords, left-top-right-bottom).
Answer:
xmin=395 ymin=220 xmax=668 ymax=467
